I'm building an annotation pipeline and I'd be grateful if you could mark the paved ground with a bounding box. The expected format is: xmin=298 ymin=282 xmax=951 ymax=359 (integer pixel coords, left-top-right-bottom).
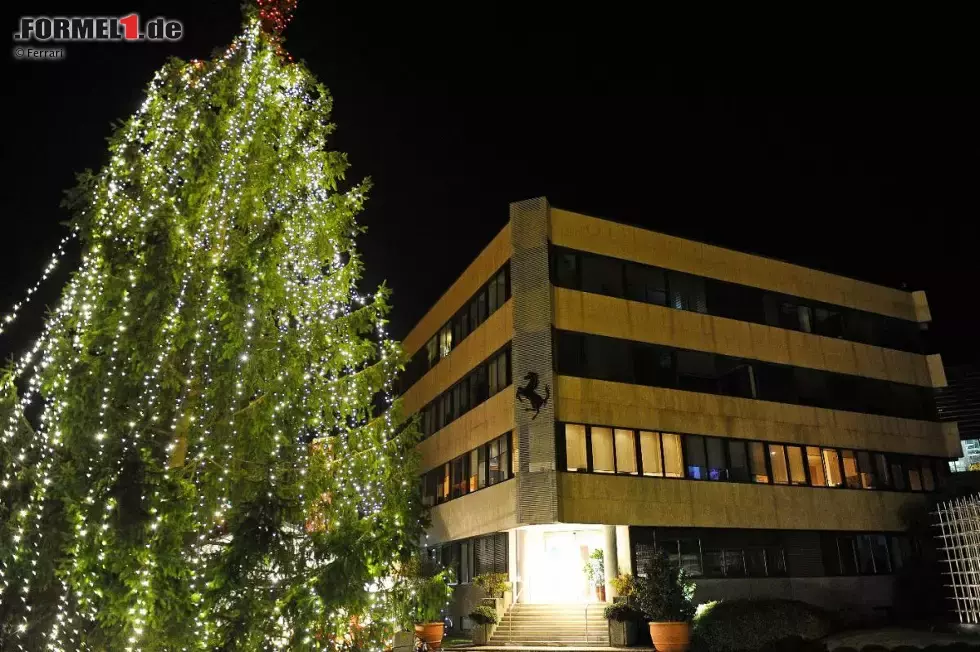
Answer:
xmin=824 ymin=628 xmax=980 ymax=649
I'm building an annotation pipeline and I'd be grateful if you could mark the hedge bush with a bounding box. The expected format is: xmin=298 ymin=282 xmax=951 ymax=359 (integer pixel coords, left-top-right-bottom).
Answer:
xmin=692 ymin=599 xmax=834 ymax=652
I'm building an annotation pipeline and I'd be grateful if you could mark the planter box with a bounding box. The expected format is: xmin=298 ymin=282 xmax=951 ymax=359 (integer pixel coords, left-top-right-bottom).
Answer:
xmin=481 ymin=596 xmax=505 ymax=621
xmin=470 ymin=623 xmax=496 ymax=645
xmin=608 ymin=619 xmax=639 ymax=647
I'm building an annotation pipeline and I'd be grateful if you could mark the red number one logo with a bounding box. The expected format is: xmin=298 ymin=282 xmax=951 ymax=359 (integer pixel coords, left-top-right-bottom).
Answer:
xmin=120 ymin=14 xmax=139 ymax=40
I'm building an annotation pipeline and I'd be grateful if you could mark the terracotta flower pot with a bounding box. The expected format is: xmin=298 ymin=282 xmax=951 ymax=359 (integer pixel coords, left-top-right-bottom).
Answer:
xmin=414 ymin=622 xmax=445 ymax=650
xmin=648 ymin=621 xmax=690 ymax=652
xmin=594 ymin=585 xmax=606 ymax=602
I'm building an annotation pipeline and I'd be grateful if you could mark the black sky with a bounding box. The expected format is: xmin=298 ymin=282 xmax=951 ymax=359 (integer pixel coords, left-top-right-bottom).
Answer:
xmin=2 ymin=3 xmax=977 ymax=364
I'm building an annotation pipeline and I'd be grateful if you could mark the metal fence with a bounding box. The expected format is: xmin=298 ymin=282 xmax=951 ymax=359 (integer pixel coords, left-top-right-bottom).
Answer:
xmin=935 ymin=494 xmax=980 ymax=622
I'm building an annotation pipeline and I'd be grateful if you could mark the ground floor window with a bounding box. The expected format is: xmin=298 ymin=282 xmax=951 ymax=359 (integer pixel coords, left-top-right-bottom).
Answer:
xmin=632 ymin=526 xmax=919 ymax=579
xmin=427 ymin=532 xmax=508 ymax=584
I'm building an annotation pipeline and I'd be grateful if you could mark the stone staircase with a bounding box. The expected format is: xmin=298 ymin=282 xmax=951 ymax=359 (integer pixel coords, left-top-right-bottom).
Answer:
xmin=489 ymin=603 xmax=609 ymax=646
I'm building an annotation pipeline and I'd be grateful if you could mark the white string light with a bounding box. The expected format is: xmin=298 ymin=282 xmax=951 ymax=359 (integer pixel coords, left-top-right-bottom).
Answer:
xmin=0 ymin=16 xmax=419 ymax=652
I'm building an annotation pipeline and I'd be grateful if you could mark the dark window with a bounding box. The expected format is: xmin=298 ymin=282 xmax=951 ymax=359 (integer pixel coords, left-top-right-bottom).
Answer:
xmin=686 ymin=435 xmax=707 ymax=480
xmin=581 ymin=254 xmax=624 ymax=298
xmin=728 ymin=440 xmax=750 ymax=482
xmin=626 ymin=265 xmax=667 ymax=305
xmin=554 ymin=250 xmax=579 ymax=288
xmin=706 ymin=438 xmax=727 ymax=481
xmin=554 ymin=332 xmax=934 ymax=421
xmin=668 ymin=271 xmax=707 ymax=313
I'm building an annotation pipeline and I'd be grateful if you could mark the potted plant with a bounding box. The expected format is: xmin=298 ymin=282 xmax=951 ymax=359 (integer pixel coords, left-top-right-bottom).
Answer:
xmin=636 ymin=549 xmax=696 ymax=652
xmin=583 ymin=549 xmax=605 ymax=601
xmin=604 ymin=601 xmax=642 ymax=646
xmin=474 ymin=572 xmax=511 ymax=620
xmin=468 ymin=605 xmax=500 ymax=645
xmin=399 ymin=559 xmax=454 ymax=651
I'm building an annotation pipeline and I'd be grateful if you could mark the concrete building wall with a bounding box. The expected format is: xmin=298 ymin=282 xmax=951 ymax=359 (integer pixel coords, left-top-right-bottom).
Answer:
xmin=559 ymin=473 xmax=929 ymax=531
xmin=403 ymin=223 xmax=512 ymax=358
xmin=554 ymin=288 xmax=942 ymax=388
xmin=427 ymin=480 xmax=518 ymax=544
xmin=557 ymin=376 xmax=960 ymax=458
xmin=417 ymin=390 xmax=514 ymax=474
xmin=402 ymin=300 xmax=513 ymax=416
xmin=549 ymin=208 xmax=925 ymax=323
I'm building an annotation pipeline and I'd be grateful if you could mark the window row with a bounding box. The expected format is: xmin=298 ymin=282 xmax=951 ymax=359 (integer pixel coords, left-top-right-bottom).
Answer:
xmin=402 ymin=264 xmax=510 ymax=390
xmin=426 ymin=533 xmax=508 ymax=585
xmin=420 ymin=347 xmax=511 ymax=438
xmin=632 ymin=527 xmax=918 ymax=579
xmin=552 ymin=247 xmax=924 ymax=354
xmin=555 ymin=331 xmax=936 ymax=422
xmin=421 ymin=432 xmax=513 ymax=506
xmin=558 ymin=423 xmax=948 ymax=493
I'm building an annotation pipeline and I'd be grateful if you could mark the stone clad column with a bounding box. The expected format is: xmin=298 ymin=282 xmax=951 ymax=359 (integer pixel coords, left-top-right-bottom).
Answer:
xmin=603 ymin=525 xmax=618 ymax=602
xmin=510 ymin=197 xmax=558 ymax=526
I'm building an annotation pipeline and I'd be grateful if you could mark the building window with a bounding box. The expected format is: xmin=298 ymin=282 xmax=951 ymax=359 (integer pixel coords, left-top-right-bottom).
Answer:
xmin=891 ymin=460 xmax=907 ymax=491
xmin=841 ymin=450 xmax=861 ymax=489
xmin=615 ymin=428 xmax=638 ymax=475
xmin=469 ymin=449 xmax=480 ymax=492
xmin=639 ymin=430 xmax=662 ymax=476
xmin=566 ymin=424 xmax=587 ymax=472
xmin=549 ymin=247 xmax=922 ymax=354
xmin=554 ymin=331 xmax=934 ymax=421
xmin=581 ymin=254 xmax=625 ymax=298
xmin=769 ymin=444 xmax=789 ymax=485
xmin=921 ymin=463 xmax=936 ymax=491
xmin=786 ymin=446 xmax=807 ymax=486
xmin=477 ymin=445 xmax=488 ymax=489
xmin=857 ymin=451 xmax=876 ymax=489
xmin=488 ymin=434 xmax=511 ymax=485
xmin=749 ymin=442 xmax=770 ymax=483
xmin=663 ymin=434 xmax=684 ymax=478
xmin=592 ymin=427 xmax=615 ymax=473
xmin=908 ymin=464 xmax=923 ymax=491
xmin=706 ymin=437 xmax=727 ymax=481
xmin=823 ymin=449 xmax=843 ymax=487
xmin=726 ymin=440 xmax=749 ymax=482
xmin=806 ymin=446 xmax=826 ymax=487
xmin=686 ymin=435 xmax=708 ymax=480
xmin=626 ymin=265 xmax=667 ymax=306
xmin=874 ymin=453 xmax=891 ymax=488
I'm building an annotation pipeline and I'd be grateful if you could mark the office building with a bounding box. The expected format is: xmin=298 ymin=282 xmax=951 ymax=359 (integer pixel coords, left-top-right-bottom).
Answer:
xmin=399 ymin=198 xmax=959 ymax=636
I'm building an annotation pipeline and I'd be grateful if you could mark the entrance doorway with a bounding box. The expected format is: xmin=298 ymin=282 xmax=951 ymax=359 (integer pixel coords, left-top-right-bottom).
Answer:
xmin=519 ymin=525 xmax=604 ymax=603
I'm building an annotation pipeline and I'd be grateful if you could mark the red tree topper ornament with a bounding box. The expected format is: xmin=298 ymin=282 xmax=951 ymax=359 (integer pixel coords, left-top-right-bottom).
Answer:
xmin=256 ymin=0 xmax=298 ymax=35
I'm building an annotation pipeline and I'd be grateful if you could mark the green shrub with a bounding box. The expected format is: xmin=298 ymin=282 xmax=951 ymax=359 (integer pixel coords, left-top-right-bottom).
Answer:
xmin=635 ymin=548 xmax=696 ymax=622
xmin=612 ymin=573 xmax=637 ymax=598
xmin=604 ymin=601 xmax=644 ymax=622
xmin=692 ymin=599 xmax=833 ymax=652
xmin=474 ymin=572 xmax=510 ymax=599
xmin=469 ymin=605 xmax=499 ymax=625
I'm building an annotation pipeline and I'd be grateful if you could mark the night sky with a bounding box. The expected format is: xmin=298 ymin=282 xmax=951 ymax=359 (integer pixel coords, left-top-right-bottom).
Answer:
xmin=2 ymin=3 xmax=977 ymax=365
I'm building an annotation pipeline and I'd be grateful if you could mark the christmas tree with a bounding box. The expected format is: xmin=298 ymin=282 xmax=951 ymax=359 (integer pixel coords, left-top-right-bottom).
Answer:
xmin=0 ymin=2 xmax=422 ymax=649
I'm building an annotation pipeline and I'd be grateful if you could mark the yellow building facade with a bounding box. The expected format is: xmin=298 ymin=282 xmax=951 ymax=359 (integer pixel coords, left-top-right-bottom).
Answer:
xmin=400 ymin=198 xmax=958 ymax=626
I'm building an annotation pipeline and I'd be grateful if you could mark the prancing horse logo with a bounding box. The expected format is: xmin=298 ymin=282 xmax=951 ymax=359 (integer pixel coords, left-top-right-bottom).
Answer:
xmin=516 ymin=371 xmax=550 ymax=420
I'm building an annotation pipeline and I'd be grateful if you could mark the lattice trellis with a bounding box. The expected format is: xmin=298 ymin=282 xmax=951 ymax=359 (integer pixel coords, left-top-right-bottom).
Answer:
xmin=935 ymin=494 xmax=980 ymax=622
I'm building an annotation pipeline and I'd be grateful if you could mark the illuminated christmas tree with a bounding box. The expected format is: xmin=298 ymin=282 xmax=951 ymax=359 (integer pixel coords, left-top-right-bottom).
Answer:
xmin=0 ymin=3 xmax=422 ymax=649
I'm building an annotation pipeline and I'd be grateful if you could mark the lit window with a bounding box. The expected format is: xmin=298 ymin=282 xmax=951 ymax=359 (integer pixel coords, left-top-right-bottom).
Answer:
xmin=592 ymin=427 xmax=615 ymax=473
xmin=662 ymin=434 xmax=684 ymax=478
xmin=823 ymin=449 xmax=843 ymax=487
xmin=841 ymin=450 xmax=861 ymax=489
xmin=806 ymin=447 xmax=826 ymax=486
xmin=908 ymin=466 xmax=922 ymax=491
xmin=786 ymin=446 xmax=807 ymax=486
xmin=566 ymin=424 xmax=587 ymax=472
xmin=615 ymin=429 xmax=637 ymax=474
xmin=749 ymin=442 xmax=770 ymax=483
xmin=769 ymin=444 xmax=789 ymax=485
xmin=640 ymin=431 xmax=663 ymax=476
